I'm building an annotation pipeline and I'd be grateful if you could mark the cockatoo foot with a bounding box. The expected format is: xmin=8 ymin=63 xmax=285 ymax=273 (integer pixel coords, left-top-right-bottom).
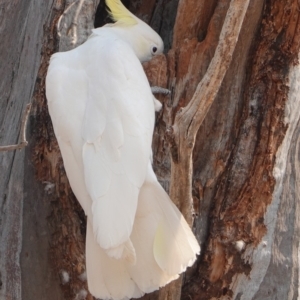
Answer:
xmin=151 ymin=86 xmax=171 ymax=95
xmin=153 ymin=98 xmax=163 ymax=112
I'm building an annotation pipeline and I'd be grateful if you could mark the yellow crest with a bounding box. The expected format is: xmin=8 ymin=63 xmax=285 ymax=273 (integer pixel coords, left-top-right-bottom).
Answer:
xmin=105 ymin=0 xmax=137 ymax=25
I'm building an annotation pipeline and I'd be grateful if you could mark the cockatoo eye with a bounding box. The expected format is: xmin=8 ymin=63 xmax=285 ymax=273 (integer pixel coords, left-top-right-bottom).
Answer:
xmin=151 ymin=46 xmax=158 ymax=54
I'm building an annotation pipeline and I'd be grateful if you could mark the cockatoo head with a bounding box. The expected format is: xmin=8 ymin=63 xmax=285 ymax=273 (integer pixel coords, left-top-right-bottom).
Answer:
xmin=105 ymin=0 xmax=164 ymax=62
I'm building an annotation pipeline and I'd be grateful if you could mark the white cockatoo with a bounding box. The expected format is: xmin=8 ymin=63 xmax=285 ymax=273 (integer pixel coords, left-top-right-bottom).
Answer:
xmin=46 ymin=0 xmax=200 ymax=299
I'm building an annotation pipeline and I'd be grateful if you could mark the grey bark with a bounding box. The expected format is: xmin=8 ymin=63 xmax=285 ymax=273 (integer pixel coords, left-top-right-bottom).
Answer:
xmin=0 ymin=1 xmax=61 ymax=299
xmin=0 ymin=1 xmax=98 ymax=299
xmin=231 ymin=61 xmax=300 ymax=300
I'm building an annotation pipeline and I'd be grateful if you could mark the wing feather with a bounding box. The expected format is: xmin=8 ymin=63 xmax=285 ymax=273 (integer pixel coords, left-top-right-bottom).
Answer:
xmin=48 ymin=29 xmax=155 ymax=254
xmin=81 ymin=86 xmax=107 ymax=145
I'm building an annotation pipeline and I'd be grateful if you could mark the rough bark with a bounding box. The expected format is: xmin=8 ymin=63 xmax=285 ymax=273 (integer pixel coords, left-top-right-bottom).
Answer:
xmin=29 ymin=2 xmax=99 ymax=299
xmin=158 ymin=0 xmax=251 ymax=298
xmin=175 ymin=0 xmax=300 ymax=299
xmin=0 ymin=1 xmax=98 ymax=299
xmin=1 ymin=0 xmax=300 ymax=300
xmin=0 ymin=1 xmax=62 ymax=299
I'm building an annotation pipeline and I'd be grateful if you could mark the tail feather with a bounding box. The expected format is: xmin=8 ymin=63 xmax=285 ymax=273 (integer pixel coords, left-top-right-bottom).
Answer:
xmin=105 ymin=239 xmax=136 ymax=264
xmin=86 ymin=221 xmax=143 ymax=300
xmin=128 ymin=202 xmax=179 ymax=292
xmin=152 ymin=183 xmax=200 ymax=275
xmin=85 ymin=164 xmax=200 ymax=299
xmin=136 ymin=167 xmax=200 ymax=277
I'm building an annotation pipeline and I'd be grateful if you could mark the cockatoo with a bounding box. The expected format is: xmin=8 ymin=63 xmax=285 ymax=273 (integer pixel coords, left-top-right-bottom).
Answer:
xmin=46 ymin=0 xmax=200 ymax=299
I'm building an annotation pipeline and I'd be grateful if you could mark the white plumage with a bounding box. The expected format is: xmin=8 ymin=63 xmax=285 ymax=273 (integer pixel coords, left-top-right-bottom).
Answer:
xmin=46 ymin=1 xmax=200 ymax=299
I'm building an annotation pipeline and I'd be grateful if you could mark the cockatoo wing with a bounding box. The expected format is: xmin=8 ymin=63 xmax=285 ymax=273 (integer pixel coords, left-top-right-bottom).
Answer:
xmin=46 ymin=62 xmax=93 ymax=217
xmin=81 ymin=31 xmax=154 ymax=253
xmin=47 ymin=29 xmax=155 ymax=257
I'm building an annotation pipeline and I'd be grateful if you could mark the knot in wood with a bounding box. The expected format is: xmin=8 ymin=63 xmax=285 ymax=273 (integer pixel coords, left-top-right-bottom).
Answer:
xmin=187 ymin=140 xmax=194 ymax=148
xmin=165 ymin=126 xmax=179 ymax=163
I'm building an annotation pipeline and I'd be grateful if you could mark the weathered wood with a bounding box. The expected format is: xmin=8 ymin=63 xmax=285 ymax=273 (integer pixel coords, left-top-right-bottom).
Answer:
xmin=28 ymin=1 xmax=99 ymax=299
xmin=155 ymin=1 xmax=250 ymax=299
xmin=0 ymin=0 xmax=98 ymax=299
xmin=180 ymin=0 xmax=300 ymax=299
xmin=0 ymin=1 xmax=60 ymax=299
xmin=230 ymin=59 xmax=300 ymax=300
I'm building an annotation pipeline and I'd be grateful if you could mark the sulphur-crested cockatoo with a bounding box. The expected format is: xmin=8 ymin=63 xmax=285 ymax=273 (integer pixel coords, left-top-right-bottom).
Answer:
xmin=46 ymin=0 xmax=200 ymax=298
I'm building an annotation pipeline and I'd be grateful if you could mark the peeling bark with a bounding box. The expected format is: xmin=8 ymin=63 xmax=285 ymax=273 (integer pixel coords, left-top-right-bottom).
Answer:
xmin=0 ymin=1 xmax=61 ymax=299
xmin=179 ymin=0 xmax=300 ymax=299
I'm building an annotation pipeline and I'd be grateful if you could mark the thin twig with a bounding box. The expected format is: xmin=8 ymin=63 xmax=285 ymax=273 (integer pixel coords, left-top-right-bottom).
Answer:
xmin=70 ymin=0 xmax=85 ymax=45
xmin=57 ymin=1 xmax=79 ymax=37
xmin=0 ymin=103 xmax=32 ymax=152
xmin=57 ymin=0 xmax=85 ymax=44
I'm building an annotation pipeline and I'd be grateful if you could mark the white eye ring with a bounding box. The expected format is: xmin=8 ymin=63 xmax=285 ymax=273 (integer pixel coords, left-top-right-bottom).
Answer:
xmin=151 ymin=46 xmax=158 ymax=54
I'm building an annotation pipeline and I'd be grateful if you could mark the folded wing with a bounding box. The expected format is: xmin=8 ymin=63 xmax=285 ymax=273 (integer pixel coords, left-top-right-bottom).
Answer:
xmin=47 ymin=31 xmax=156 ymax=259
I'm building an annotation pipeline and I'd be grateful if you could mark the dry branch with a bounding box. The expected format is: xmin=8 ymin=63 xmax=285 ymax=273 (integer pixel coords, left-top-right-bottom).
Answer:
xmin=176 ymin=0 xmax=250 ymax=142
xmin=0 ymin=103 xmax=31 ymax=152
xmin=171 ymin=0 xmax=251 ymax=224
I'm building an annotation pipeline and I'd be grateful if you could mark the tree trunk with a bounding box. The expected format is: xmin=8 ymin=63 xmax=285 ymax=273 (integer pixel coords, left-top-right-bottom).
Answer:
xmin=1 ymin=0 xmax=300 ymax=300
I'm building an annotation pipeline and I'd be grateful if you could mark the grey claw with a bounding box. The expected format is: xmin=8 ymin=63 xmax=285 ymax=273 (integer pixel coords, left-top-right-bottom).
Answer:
xmin=151 ymin=86 xmax=171 ymax=95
